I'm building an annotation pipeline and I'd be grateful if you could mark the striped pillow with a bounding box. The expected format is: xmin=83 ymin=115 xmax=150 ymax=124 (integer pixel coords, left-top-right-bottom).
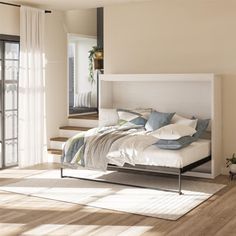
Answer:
xmin=74 ymin=91 xmax=91 ymax=108
xmin=117 ymin=108 xmax=152 ymax=127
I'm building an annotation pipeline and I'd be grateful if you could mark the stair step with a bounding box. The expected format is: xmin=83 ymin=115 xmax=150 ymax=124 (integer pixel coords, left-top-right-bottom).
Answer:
xmin=59 ymin=126 xmax=92 ymax=138
xmin=68 ymin=113 xmax=98 ymax=120
xmin=68 ymin=118 xmax=98 ymax=127
xmin=59 ymin=126 xmax=91 ymax=131
xmin=50 ymin=137 xmax=68 ymax=142
xmin=48 ymin=149 xmax=62 ymax=155
xmin=50 ymin=137 xmax=68 ymax=149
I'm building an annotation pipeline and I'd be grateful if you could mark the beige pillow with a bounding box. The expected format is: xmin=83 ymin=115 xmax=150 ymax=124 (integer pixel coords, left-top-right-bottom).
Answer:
xmin=151 ymin=124 xmax=197 ymax=140
xmin=99 ymin=109 xmax=119 ymax=127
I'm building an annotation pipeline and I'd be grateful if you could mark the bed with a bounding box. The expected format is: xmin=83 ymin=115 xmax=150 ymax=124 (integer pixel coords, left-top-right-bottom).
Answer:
xmin=61 ymin=73 xmax=222 ymax=195
xmin=61 ymin=125 xmax=211 ymax=195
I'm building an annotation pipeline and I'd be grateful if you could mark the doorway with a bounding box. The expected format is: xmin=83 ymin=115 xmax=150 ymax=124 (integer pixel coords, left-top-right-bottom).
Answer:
xmin=68 ymin=34 xmax=97 ymax=115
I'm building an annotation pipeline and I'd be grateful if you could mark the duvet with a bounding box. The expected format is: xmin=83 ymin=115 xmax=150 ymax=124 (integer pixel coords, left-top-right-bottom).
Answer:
xmin=62 ymin=125 xmax=157 ymax=171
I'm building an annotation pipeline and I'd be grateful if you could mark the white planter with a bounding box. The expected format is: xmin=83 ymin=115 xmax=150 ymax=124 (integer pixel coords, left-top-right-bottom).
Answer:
xmin=230 ymin=164 xmax=236 ymax=173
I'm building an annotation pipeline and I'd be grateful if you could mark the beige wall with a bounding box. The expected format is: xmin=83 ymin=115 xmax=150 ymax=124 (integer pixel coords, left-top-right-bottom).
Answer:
xmin=46 ymin=9 xmax=97 ymax=145
xmin=45 ymin=11 xmax=68 ymax=145
xmin=104 ymin=0 xmax=236 ymax=170
xmin=0 ymin=5 xmax=19 ymax=35
xmin=64 ymin=9 xmax=97 ymax=36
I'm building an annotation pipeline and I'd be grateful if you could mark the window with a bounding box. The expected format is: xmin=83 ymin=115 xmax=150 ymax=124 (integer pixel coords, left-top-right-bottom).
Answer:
xmin=0 ymin=35 xmax=20 ymax=168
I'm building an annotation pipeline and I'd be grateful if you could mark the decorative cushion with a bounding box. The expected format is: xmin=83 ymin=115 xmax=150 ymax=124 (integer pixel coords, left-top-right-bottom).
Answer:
xmin=193 ymin=119 xmax=210 ymax=139
xmin=99 ymin=109 xmax=119 ymax=127
xmin=171 ymin=114 xmax=198 ymax=129
xmin=145 ymin=111 xmax=175 ymax=131
xmin=117 ymin=108 xmax=152 ymax=127
xmin=155 ymin=136 xmax=196 ymax=150
xmin=151 ymin=124 xmax=197 ymax=140
xmin=74 ymin=91 xmax=91 ymax=108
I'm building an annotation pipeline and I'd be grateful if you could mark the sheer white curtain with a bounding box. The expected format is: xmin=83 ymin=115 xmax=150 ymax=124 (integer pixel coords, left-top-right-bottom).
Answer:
xmin=19 ymin=6 xmax=47 ymax=167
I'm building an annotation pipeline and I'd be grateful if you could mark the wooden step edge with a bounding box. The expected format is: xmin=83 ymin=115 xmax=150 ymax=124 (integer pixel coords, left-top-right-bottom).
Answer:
xmin=68 ymin=114 xmax=99 ymax=120
xmin=48 ymin=149 xmax=62 ymax=155
xmin=59 ymin=126 xmax=92 ymax=131
xmin=50 ymin=137 xmax=68 ymax=142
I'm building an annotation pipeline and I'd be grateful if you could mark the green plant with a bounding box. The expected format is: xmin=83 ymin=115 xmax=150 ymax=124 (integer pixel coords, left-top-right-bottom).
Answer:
xmin=88 ymin=46 xmax=103 ymax=84
xmin=226 ymin=153 xmax=236 ymax=167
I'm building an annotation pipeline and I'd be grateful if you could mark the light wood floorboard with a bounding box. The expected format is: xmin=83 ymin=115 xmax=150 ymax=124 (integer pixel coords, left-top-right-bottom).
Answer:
xmin=0 ymin=163 xmax=234 ymax=236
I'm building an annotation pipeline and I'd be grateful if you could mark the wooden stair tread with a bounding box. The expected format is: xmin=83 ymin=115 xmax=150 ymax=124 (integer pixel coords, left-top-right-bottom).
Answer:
xmin=48 ymin=149 xmax=62 ymax=155
xmin=68 ymin=113 xmax=98 ymax=120
xmin=50 ymin=137 xmax=68 ymax=142
xmin=59 ymin=126 xmax=91 ymax=131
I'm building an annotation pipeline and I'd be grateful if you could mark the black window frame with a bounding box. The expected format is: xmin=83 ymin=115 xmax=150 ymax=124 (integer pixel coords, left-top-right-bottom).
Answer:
xmin=0 ymin=34 xmax=20 ymax=169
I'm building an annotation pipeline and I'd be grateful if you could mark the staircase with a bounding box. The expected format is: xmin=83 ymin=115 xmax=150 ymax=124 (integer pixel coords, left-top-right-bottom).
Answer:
xmin=47 ymin=113 xmax=99 ymax=163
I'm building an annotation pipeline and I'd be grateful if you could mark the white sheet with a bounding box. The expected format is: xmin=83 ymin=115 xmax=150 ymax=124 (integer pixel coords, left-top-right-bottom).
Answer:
xmin=107 ymin=139 xmax=211 ymax=169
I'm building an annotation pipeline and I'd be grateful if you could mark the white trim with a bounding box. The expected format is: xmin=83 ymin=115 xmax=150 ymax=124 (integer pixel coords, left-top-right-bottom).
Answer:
xmin=100 ymin=73 xmax=215 ymax=82
xmin=68 ymin=33 xmax=97 ymax=40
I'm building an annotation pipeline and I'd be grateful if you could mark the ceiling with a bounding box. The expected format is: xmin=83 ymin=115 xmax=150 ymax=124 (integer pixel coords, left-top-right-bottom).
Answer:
xmin=1 ymin=0 xmax=147 ymax=10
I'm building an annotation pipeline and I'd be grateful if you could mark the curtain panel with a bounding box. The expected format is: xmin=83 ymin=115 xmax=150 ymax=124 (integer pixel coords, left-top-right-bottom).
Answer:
xmin=19 ymin=6 xmax=47 ymax=167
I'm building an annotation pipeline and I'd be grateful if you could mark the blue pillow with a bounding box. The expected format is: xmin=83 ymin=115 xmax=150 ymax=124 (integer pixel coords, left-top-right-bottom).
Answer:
xmin=145 ymin=111 xmax=175 ymax=131
xmin=155 ymin=136 xmax=196 ymax=150
xmin=193 ymin=119 xmax=210 ymax=139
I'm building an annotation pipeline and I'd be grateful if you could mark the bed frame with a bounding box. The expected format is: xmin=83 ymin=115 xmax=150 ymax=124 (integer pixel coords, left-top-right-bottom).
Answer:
xmin=60 ymin=156 xmax=211 ymax=195
xmin=60 ymin=73 xmax=222 ymax=195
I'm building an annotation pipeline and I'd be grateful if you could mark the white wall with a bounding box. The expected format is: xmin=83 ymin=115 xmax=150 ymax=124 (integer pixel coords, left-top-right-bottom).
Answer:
xmin=104 ymin=0 xmax=236 ymax=171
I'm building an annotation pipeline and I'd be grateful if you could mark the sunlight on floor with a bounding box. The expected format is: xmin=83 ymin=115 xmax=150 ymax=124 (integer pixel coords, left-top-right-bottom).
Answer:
xmin=0 ymin=169 xmax=47 ymax=179
xmin=0 ymin=198 xmax=78 ymax=211
xmin=0 ymin=223 xmax=25 ymax=235
xmin=22 ymin=224 xmax=153 ymax=235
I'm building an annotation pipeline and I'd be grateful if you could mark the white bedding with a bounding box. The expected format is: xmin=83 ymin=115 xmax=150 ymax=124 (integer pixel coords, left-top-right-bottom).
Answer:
xmin=107 ymin=138 xmax=211 ymax=169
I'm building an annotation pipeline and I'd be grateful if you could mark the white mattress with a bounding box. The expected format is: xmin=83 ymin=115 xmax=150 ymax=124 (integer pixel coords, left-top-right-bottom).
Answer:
xmin=132 ymin=139 xmax=211 ymax=169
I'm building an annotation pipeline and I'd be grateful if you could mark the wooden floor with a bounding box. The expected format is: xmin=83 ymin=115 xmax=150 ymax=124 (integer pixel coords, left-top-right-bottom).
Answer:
xmin=0 ymin=164 xmax=235 ymax=236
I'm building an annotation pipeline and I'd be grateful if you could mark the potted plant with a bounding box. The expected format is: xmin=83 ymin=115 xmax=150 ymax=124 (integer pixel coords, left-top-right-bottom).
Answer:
xmin=226 ymin=153 xmax=236 ymax=173
xmin=88 ymin=46 xmax=103 ymax=84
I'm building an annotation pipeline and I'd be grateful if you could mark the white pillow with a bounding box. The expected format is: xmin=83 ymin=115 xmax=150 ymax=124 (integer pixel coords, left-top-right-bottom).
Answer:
xmin=99 ymin=109 xmax=119 ymax=127
xmin=171 ymin=114 xmax=198 ymax=129
xmin=151 ymin=124 xmax=197 ymax=140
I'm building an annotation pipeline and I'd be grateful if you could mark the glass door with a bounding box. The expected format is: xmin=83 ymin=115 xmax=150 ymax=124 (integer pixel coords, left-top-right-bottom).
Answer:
xmin=0 ymin=36 xmax=19 ymax=168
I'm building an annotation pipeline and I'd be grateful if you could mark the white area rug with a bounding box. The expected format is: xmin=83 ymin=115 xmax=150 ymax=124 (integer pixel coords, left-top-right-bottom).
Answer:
xmin=0 ymin=169 xmax=225 ymax=220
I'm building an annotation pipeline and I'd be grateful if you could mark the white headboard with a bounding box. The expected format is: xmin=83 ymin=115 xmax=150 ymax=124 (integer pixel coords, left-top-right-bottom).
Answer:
xmin=99 ymin=74 xmax=222 ymax=178
xmin=100 ymin=74 xmax=214 ymax=118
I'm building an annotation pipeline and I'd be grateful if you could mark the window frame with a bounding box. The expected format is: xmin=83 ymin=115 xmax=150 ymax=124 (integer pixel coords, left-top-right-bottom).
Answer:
xmin=0 ymin=34 xmax=20 ymax=169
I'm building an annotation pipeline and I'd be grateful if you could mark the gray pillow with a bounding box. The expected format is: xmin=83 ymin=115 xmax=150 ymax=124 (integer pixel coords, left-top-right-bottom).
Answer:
xmin=145 ymin=111 xmax=175 ymax=131
xmin=155 ymin=136 xmax=196 ymax=150
xmin=193 ymin=119 xmax=210 ymax=139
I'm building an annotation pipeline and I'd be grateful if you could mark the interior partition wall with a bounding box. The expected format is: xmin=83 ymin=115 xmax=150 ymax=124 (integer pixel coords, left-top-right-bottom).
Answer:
xmin=0 ymin=35 xmax=20 ymax=168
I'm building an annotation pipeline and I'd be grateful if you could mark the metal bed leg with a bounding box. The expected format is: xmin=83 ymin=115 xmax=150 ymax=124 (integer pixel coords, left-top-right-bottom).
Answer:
xmin=178 ymin=169 xmax=183 ymax=195
xmin=60 ymin=167 xmax=64 ymax=178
